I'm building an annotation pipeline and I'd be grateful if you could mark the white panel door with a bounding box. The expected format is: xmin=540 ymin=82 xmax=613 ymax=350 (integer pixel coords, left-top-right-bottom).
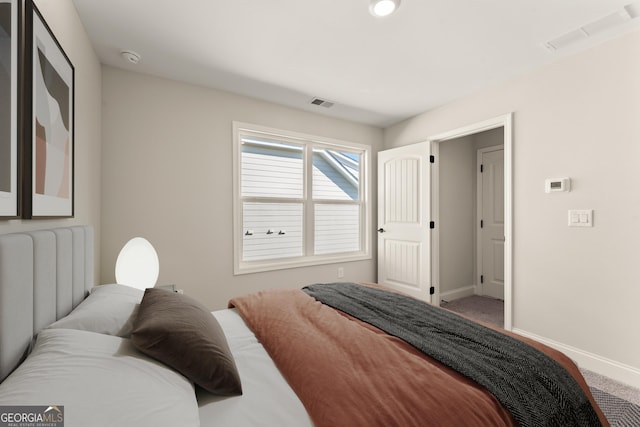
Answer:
xmin=479 ymin=149 xmax=504 ymax=299
xmin=378 ymin=142 xmax=431 ymax=303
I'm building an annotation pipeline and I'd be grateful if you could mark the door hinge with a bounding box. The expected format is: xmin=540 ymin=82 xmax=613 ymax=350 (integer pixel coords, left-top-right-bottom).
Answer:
xmin=480 ymin=219 xmax=484 ymax=228
xmin=430 ymin=155 xmax=435 ymax=163
xmin=430 ymin=286 xmax=435 ymax=295
xmin=429 ymin=221 xmax=435 ymax=229
xmin=480 ymin=275 xmax=484 ymax=284
xmin=480 ymin=164 xmax=484 ymax=173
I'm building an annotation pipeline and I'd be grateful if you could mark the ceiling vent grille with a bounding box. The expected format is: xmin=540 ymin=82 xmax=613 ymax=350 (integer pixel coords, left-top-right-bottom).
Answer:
xmin=310 ymin=97 xmax=334 ymax=108
xmin=545 ymin=4 xmax=639 ymax=51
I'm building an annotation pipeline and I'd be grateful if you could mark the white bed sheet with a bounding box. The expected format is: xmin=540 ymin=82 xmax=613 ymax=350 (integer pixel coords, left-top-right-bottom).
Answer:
xmin=198 ymin=308 xmax=313 ymax=427
xmin=0 ymin=328 xmax=200 ymax=427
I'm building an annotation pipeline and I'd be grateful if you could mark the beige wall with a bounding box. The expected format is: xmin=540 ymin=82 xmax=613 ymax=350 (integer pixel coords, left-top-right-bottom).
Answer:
xmin=100 ymin=67 xmax=383 ymax=310
xmin=438 ymin=135 xmax=475 ymax=297
xmin=0 ymin=0 xmax=102 ymax=282
xmin=475 ymin=127 xmax=503 ymax=150
xmin=385 ymin=30 xmax=640 ymax=385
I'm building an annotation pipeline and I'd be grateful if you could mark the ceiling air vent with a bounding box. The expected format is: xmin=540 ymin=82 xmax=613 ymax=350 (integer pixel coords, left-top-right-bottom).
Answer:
xmin=545 ymin=4 xmax=639 ymax=51
xmin=310 ymin=97 xmax=334 ymax=108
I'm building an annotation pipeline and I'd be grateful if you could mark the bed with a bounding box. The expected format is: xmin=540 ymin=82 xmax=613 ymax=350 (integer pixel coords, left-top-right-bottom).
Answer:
xmin=0 ymin=226 xmax=608 ymax=426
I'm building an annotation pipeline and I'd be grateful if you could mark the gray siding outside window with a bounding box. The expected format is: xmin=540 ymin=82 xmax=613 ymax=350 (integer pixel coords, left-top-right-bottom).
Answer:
xmin=238 ymin=130 xmax=366 ymax=266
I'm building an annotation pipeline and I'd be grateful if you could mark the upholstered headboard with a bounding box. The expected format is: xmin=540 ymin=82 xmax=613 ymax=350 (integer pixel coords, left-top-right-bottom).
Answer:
xmin=0 ymin=226 xmax=94 ymax=382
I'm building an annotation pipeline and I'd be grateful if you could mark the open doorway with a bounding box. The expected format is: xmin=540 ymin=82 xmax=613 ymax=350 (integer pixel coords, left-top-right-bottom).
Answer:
xmin=430 ymin=114 xmax=512 ymax=330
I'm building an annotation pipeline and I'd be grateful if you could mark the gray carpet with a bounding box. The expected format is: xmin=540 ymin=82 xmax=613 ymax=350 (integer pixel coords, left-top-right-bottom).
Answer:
xmin=441 ymin=295 xmax=504 ymax=328
xmin=441 ymin=295 xmax=640 ymax=426
xmin=591 ymin=387 xmax=640 ymax=427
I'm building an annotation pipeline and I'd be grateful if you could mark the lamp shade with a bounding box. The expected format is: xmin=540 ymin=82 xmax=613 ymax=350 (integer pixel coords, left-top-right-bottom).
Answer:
xmin=115 ymin=237 xmax=159 ymax=290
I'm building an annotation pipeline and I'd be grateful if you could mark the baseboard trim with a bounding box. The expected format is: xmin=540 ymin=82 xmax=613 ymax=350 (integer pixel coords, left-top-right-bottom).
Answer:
xmin=440 ymin=285 xmax=475 ymax=302
xmin=513 ymin=328 xmax=640 ymax=390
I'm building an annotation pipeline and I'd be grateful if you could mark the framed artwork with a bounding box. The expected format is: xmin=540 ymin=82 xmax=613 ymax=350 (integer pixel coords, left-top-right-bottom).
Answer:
xmin=0 ymin=0 xmax=19 ymax=218
xmin=23 ymin=0 xmax=74 ymax=218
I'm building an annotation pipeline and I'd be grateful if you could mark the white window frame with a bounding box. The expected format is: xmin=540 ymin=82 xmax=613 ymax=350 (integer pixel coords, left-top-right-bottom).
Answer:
xmin=233 ymin=121 xmax=371 ymax=275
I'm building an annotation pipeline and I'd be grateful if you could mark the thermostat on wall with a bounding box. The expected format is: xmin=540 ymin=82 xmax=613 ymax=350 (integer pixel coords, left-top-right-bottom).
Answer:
xmin=545 ymin=177 xmax=571 ymax=193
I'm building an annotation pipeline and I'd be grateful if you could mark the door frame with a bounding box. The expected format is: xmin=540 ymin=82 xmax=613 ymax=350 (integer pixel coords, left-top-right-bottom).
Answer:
xmin=476 ymin=145 xmax=504 ymax=298
xmin=429 ymin=113 xmax=513 ymax=330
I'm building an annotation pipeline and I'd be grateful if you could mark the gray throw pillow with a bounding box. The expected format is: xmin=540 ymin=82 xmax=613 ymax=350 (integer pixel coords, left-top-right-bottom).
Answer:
xmin=131 ymin=288 xmax=242 ymax=395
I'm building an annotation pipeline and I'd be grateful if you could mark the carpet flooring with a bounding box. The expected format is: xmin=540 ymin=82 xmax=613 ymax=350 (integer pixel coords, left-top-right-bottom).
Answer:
xmin=440 ymin=295 xmax=504 ymax=328
xmin=441 ymin=295 xmax=640 ymax=426
xmin=590 ymin=387 xmax=640 ymax=426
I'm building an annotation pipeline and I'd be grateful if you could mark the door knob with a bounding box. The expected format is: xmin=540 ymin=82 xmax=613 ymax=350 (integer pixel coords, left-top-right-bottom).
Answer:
xmin=377 ymin=228 xmax=386 ymax=233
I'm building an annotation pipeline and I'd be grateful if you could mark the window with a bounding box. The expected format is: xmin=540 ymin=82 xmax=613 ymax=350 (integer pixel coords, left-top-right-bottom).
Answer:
xmin=233 ymin=122 xmax=370 ymax=274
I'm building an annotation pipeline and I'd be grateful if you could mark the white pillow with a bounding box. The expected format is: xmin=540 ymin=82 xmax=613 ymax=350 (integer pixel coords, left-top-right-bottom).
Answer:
xmin=0 ymin=329 xmax=200 ymax=427
xmin=48 ymin=284 xmax=143 ymax=337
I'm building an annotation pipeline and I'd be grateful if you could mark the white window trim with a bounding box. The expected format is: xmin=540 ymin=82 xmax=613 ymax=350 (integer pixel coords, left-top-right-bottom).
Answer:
xmin=232 ymin=121 xmax=371 ymax=275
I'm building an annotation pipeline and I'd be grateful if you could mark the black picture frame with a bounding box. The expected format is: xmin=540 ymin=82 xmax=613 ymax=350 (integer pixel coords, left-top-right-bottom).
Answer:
xmin=22 ymin=0 xmax=74 ymax=218
xmin=0 ymin=0 xmax=21 ymax=219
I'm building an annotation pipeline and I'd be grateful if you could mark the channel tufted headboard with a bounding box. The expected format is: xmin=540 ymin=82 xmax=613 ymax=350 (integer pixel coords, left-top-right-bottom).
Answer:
xmin=0 ymin=226 xmax=94 ymax=382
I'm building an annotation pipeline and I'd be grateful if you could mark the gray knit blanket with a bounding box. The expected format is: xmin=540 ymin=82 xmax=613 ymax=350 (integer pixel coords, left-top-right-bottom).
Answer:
xmin=302 ymin=282 xmax=602 ymax=427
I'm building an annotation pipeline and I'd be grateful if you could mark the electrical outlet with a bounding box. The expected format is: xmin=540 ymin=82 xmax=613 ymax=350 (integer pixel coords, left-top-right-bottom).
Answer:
xmin=337 ymin=267 xmax=344 ymax=278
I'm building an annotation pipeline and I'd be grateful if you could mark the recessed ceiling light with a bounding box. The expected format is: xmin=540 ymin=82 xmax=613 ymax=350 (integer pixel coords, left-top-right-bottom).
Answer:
xmin=369 ymin=0 xmax=401 ymax=17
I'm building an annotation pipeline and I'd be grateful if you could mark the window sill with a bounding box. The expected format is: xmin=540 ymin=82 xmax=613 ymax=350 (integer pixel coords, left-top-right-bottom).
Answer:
xmin=234 ymin=252 xmax=371 ymax=275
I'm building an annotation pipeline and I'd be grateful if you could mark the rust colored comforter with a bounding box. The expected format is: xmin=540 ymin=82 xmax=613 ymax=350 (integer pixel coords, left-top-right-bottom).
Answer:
xmin=229 ymin=288 xmax=608 ymax=427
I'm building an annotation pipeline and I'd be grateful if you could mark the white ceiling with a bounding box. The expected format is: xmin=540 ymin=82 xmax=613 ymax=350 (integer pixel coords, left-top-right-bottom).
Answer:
xmin=71 ymin=0 xmax=640 ymax=127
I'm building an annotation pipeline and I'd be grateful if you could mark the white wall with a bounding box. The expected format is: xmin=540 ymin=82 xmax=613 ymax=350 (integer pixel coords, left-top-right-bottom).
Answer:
xmin=0 ymin=0 xmax=102 ymax=282
xmin=385 ymin=30 xmax=640 ymax=386
xmin=101 ymin=66 xmax=383 ymax=310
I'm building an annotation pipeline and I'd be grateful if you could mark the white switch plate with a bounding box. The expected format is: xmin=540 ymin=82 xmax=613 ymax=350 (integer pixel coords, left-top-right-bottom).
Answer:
xmin=568 ymin=209 xmax=593 ymax=227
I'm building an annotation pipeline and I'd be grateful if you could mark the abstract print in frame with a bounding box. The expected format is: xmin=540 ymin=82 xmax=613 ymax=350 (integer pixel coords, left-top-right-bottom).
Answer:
xmin=0 ymin=0 xmax=19 ymax=218
xmin=23 ymin=0 xmax=74 ymax=218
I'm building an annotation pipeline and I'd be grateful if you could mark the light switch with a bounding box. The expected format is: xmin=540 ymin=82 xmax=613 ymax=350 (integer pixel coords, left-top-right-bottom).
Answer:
xmin=568 ymin=209 xmax=593 ymax=227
